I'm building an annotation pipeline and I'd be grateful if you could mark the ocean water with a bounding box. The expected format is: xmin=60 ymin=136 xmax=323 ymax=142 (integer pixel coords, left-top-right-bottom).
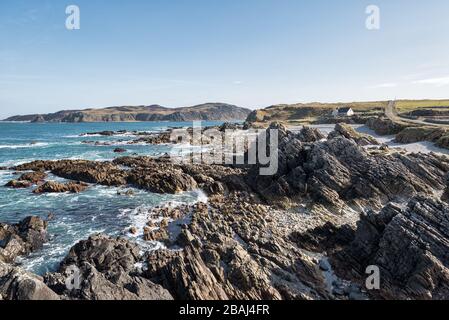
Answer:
xmin=0 ymin=121 xmax=225 ymax=275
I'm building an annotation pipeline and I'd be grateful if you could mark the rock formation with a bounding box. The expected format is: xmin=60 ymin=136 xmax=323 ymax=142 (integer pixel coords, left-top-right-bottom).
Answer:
xmin=0 ymin=216 xmax=48 ymax=263
xmin=44 ymin=234 xmax=173 ymax=300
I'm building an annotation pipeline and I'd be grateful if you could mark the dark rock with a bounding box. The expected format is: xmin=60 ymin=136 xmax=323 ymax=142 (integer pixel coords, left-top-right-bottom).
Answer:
xmin=113 ymin=148 xmax=127 ymax=153
xmin=45 ymin=234 xmax=173 ymax=300
xmin=18 ymin=171 xmax=47 ymax=184
xmin=366 ymin=117 xmax=406 ymax=135
xmin=0 ymin=262 xmax=59 ymax=300
xmin=298 ymin=126 xmax=325 ymax=142
xmin=0 ymin=216 xmax=48 ymax=263
xmin=246 ymin=124 xmax=449 ymax=209
xmin=33 ymin=181 xmax=88 ymax=194
xmin=329 ymin=123 xmax=379 ymax=146
xmin=334 ymin=196 xmax=449 ymax=300
xmin=5 ymin=180 xmax=32 ymax=189
xmin=144 ymin=199 xmax=329 ymax=300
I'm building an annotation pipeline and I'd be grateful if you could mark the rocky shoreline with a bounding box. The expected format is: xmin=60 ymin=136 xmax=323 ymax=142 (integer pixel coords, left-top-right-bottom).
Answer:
xmin=2 ymin=122 xmax=449 ymax=300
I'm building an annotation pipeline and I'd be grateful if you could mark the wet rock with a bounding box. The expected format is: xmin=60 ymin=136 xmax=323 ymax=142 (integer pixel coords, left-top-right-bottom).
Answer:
xmin=117 ymin=189 xmax=135 ymax=196
xmin=5 ymin=180 xmax=32 ymax=189
xmin=128 ymin=169 xmax=198 ymax=194
xmin=45 ymin=234 xmax=173 ymax=300
xmin=33 ymin=181 xmax=89 ymax=194
xmin=113 ymin=148 xmax=127 ymax=153
xmin=81 ymin=130 xmax=115 ymax=136
xmin=0 ymin=216 xmax=48 ymax=263
xmin=14 ymin=160 xmax=128 ymax=186
xmin=143 ymin=228 xmax=169 ymax=242
xmin=18 ymin=171 xmax=47 ymax=184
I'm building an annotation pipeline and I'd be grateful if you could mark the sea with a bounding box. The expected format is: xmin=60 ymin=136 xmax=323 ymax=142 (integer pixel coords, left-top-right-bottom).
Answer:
xmin=0 ymin=121 xmax=225 ymax=275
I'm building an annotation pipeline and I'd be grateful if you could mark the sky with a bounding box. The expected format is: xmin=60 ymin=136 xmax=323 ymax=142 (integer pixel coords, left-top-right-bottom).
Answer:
xmin=1 ymin=0 xmax=449 ymax=118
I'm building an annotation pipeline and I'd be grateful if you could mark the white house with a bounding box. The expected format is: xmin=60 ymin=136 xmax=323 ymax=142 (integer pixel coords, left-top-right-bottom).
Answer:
xmin=332 ymin=107 xmax=354 ymax=117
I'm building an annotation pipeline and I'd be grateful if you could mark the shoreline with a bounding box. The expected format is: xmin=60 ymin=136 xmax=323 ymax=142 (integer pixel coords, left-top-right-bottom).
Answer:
xmin=2 ymin=122 xmax=449 ymax=299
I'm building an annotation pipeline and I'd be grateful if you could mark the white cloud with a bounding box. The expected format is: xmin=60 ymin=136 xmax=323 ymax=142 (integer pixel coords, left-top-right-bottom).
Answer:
xmin=413 ymin=76 xmax=449 ymax=87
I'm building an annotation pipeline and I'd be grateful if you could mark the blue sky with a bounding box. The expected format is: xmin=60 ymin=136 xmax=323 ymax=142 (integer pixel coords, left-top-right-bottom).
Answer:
xmin=1 ymin=0 xmax=449 ymax=118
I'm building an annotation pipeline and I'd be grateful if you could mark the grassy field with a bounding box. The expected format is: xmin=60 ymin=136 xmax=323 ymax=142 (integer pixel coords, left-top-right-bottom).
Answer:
xmin=248 ymin=101 xmax=387 ymax=125
xmin=396 ymin=100 xmax=449 ymax=112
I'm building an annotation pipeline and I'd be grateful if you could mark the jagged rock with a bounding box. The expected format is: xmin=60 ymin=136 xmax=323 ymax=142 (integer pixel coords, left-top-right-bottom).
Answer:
xmin=113 ymin=148 xmax=127 ymax=153
xmin=144 ymin=199 xmax=329 ymax=300
xmin=60 ymin=234 xmax=140 ymax=278
xmin=0 ymin=262 xmax=59 ymax=300
xmin=33 ymin=181 xmax=88 ymax=194
xmin=45 ymin=234 xmax=173 ymax=300
xmin=329 ymin=123 xmax=379 ymax=146
xmin=0 ymin=216 xmax=48 ymax=263
xmin=246 ymin=124 xmax=449 ymax=209
xmin=127 ymin=169 xmax=198 ymax=194
xmin=396 ymin=127 xmax=447 ymax=144
xmin=366 ymin=117 xmax=407 ymax=135
xmin=332 ymin=196 xmax=449 ymax=299
xmin=143 ymin=227 xmax=169 ymax=242
xmin=298 ymin=126 xmax=325 ymax=143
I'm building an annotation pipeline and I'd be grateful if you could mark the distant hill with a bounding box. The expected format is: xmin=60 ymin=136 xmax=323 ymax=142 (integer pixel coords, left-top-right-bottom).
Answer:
xmin=3 ymin=103 xmax=251 ymax=122
xmin=245 ymin=101 xmax=388 ymax=126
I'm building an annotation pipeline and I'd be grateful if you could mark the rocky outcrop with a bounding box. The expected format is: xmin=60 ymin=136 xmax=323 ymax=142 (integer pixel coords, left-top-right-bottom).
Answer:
xmin=14 ymin=160 xmax=128 ymax=187
xmin=0 ymin=217 xmax=48 ymax=263
xmin=329 ymin=123 xmax=379 ymax=146
xmin=5 ymin=171 xmax=47 ymax=189
xmin=366 ymin=117 xmax=407 ymax=135
xmin=33 ymin=181 xmax=89 ymax=194
xmin=0 ymin=262 xmax=59 ymax=300
xmin=329 ymin=196 xmax=449 ymax=300
xmin=246 ymin=122 xmax=449 ymax=209
xmin=297 ymin=126 xmax=325 ymax=143
xmin=44 ymin=234 xmax=173 ymax=300
xmin=395 ymin=127 xmax=448 ymax=144
xmin=144 ymin=195 xmax=331 ymax=300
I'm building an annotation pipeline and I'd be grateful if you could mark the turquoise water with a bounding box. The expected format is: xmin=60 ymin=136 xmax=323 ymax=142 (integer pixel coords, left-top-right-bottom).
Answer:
xmin=0 ymin=121 xmax=225 ymax=274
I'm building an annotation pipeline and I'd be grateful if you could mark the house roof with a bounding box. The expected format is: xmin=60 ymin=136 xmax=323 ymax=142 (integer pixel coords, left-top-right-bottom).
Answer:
xmin=337 ymin=107 xmax=352 ymax=113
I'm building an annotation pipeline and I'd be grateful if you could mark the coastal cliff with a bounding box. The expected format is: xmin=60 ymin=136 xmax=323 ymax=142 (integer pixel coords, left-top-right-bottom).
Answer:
xmin=3 ymin=103 xmax=251 ymax=123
